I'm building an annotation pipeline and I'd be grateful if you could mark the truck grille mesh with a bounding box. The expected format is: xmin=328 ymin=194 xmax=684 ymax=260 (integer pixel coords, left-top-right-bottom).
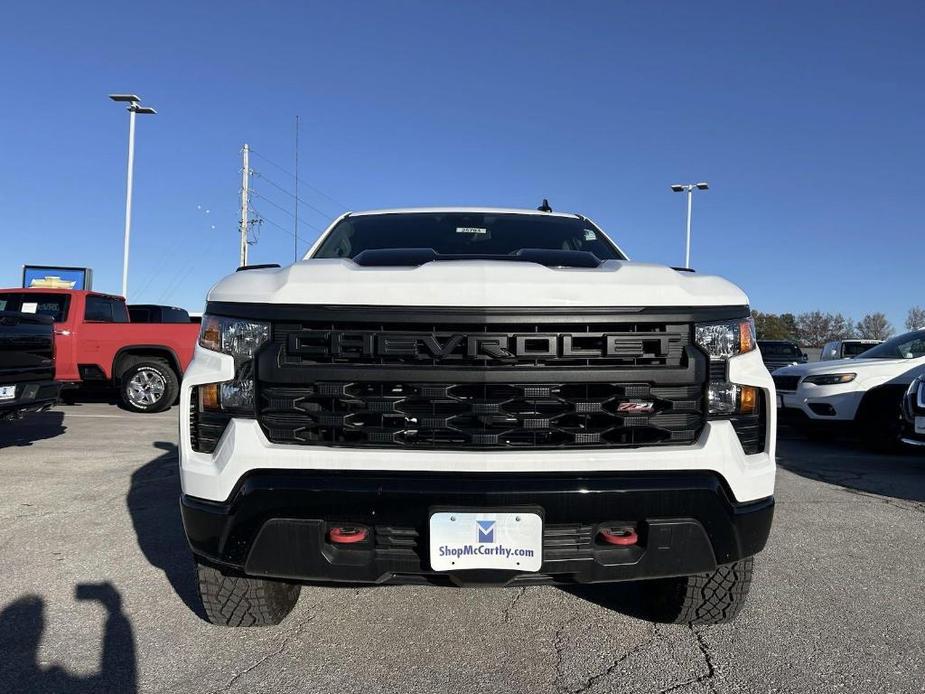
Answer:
xmin=256 ymin=314 xmax=707 ymax=450
xmin=258 ymin=381 xmax=704 ymax=449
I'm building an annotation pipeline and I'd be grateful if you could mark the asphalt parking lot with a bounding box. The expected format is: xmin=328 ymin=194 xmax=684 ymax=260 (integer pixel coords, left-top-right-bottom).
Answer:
xmin=1 ymin=402 xmax=923 ymax=694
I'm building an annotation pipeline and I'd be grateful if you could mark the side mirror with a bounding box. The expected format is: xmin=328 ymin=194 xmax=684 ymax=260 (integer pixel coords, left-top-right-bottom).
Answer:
xmin=801 ymin=353 xmax=808 ymax=362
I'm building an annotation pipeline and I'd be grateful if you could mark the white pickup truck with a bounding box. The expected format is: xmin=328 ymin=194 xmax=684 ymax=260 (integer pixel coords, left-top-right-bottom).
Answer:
xmin=179 ymin=207 xmax=776 ymax=627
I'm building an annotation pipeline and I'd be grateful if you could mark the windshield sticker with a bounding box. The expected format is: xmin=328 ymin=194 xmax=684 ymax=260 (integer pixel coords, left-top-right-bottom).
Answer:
xmin=584 ymin=229 xmax=597 ymax=241
xmin=21 ymin=302 xmax=38 ymax=314
xmin=456 ymin=227 xmax=488 ymax=235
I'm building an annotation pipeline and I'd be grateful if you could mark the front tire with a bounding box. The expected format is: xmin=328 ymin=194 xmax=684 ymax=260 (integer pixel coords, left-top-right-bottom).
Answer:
xmin=196 ymin=559 xmax=301 ymax=627
xmin=119 ymin=359 xmax=178 ymax=413
xmin=857 ymin=387 xmax=904 ymax=451
xmin=641 ymin=558 xmax=754 ymax=625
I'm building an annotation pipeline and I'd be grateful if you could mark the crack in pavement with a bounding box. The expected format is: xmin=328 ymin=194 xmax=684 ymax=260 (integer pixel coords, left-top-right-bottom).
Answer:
xmin=564 ymin=624 xmax=662 ymax=694
xmin=210 ymin=618 xmax=311 ymax=694
xmin=657 ymin=626 xmax=717 ymax=694
xmin=502 ymin=587 xmax=527 ymax=624
xmin=552 ymin=615 xmax=578 ymax=693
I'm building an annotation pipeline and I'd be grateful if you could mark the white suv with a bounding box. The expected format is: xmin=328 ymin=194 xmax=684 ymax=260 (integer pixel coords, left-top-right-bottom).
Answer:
xmin=774 ymin=329 xmax=925 ymax=445
xmin=180 ymin=207 xmax=775 ymax=627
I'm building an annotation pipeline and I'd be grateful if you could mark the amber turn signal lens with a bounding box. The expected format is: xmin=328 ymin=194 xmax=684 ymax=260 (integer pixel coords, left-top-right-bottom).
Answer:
xmin=739 ymin=319 xmax=756 ymax=354
xmin=738 ymin=385 xmax=758 ymax=415
xmin=200 ymin=383 xmax=220 ymax=411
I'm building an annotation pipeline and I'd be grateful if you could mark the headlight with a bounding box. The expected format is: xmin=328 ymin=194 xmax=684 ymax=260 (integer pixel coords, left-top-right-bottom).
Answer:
xmin=198 ymin=315 xmax=270 ymax=414
xmin=695 ymin=318 xmax=756 ymax=359
xmin=199 ymin=315 xmax=270 ymax=363
xmin=707 ymin=382 xmax=758 ymax=416
xmin=803 ymin=373 xmax=856 ymax=385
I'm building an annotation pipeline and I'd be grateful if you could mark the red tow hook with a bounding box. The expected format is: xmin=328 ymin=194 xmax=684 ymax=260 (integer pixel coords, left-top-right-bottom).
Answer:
xmin=598 ymin=526 xmax=639 ymax=546
xmin=328 ymin=526 xmax=369 ymax=544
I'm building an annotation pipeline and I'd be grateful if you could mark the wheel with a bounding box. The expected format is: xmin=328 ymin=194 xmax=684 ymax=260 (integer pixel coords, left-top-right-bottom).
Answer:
xmin=196 ymin=558 xmax=301 ymax=627
xmin=119 ymin=359 xmax=178 ymax=413
xmin=641 ymin=558 xmax=754 ymax=625
xmin=856 ymin=387 xmax=904 ymax=451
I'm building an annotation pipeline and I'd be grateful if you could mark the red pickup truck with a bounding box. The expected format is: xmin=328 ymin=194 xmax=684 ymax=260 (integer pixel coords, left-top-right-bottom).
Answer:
xmin=0 ymin=288 xmax=198 ymax=413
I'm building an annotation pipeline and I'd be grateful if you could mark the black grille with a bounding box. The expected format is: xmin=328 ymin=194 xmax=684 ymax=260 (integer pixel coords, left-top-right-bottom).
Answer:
xmin=259 ymin=380 xmax=704 ymax=449
xmin=729 ymin=392 xmax=767 ymax=455
xmin=256 ymin=312 xmax=708 ymax=450
xmin=189 ymin=387 xmax=231 ymax=454
xmin=271 ymin=320 xmax=690 ymax=368
xmin=772 ymin=374 xmax=800 ymax=392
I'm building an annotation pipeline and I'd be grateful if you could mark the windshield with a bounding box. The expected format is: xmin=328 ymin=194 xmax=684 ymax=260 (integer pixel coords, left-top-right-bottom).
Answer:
xmin=856 ymin=330 xmax=925 ymax=360
xmin=0 ymin=292 xmax=69 ymax=322
xmin=843 ymin=342 xmax=877 ymax=357
xmin=312 ymin=212 xmax=626 ymax=260
xmin=758 ymin=342 xmax=802 ymax=358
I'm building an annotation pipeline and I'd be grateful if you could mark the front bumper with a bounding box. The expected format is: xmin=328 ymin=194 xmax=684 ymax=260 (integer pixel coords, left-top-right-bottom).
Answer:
xmin=0 ymin=380 xmax=62 ymax=420
xmin=181 ymin=470 xmax=774 ymax=586
xmin=777 ymin=383 xmax=863 ymax=421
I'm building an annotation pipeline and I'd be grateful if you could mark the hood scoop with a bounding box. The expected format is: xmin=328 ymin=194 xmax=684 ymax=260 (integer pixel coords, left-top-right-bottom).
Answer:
xmin=351 ymin=247 xmax=603 ymax=269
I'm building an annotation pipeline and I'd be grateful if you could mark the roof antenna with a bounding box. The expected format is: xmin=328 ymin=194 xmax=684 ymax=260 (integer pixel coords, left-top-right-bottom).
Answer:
xmin=537 ymin=198 xmax=552 ymax=213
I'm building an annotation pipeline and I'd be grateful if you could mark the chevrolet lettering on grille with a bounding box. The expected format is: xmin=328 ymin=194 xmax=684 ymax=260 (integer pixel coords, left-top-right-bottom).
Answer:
xmin=287 ymin=331 xmax=671 ymax=362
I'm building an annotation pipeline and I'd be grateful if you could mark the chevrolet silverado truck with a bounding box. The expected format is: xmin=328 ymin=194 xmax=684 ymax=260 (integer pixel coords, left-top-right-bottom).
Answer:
xmin=0 ymin=310 xmax=62 ymax=420
xmin=0 ymin=288 xmax=198 ymax=413
xmin=180 ymin=207 xmax=776 ymax=627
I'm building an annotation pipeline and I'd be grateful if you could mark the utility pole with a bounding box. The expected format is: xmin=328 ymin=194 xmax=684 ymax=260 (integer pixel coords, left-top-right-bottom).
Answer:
xmin=294 ymin=116 xmax=300 ymax=262
xmin=240 ymin=144 xmax=250 ymax=267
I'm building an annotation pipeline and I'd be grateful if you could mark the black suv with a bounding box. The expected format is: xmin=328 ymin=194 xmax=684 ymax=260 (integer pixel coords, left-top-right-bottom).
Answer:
xmin=757 ymin=340 xmax=807 ymax=373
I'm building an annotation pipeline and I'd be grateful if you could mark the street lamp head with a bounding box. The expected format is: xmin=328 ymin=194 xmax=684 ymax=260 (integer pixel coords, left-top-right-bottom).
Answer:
xmin=133 ymin=106 xmax=157 ymax=115
xmin=695 ymin=182 xmax=710 ymax=190
xmin=670 ymin=184 xmax=685 ymax=192
xmin=109 ymin=94 xmax=141 ymax=103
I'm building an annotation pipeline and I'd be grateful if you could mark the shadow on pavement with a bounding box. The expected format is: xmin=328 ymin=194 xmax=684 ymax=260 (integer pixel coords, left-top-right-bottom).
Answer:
xmin=777 ymin=435 xmax=925 ymax=504
xmin=0 ymin=583 xmax=137 ymax=693
xmin=562 ymin=581 xmax=655 ymax=621
xmin=0 ymin=409 xmax=66 ymax=449
xmin=126 ymin=441 xmax=205 ymax=619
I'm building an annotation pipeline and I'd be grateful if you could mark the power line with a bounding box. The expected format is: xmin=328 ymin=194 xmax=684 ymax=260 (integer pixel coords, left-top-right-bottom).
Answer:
xmin=250 ymin=204 xmax=313 ymax=250
xmin=250 ymin=189 xmax=325 ymax=234
xmin=251 ymin=168 xmax=333 ymax=222
xmin=248 ymin=147 xmax=348 ymax=212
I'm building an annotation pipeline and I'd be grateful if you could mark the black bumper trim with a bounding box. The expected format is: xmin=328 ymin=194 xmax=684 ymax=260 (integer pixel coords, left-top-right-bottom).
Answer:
xmin=0 ymin=380 xmax=62 ymax=419
xmin=181 ymin=470 xmax=773 ymax=586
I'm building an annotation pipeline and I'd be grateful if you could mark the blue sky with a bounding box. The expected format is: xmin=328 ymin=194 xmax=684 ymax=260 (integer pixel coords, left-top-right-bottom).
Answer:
xmin=1 ymin=1 xmax=922 ymax=327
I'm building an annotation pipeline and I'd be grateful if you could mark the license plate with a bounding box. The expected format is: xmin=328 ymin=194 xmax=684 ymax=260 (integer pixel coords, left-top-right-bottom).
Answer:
xmin=776 ymin=394 xmax=783 ymax=408
xmin=0 ymin=386 xmax=15 ymax=401
xmin=429 ymin=511 xmax=543 ymax=572
xmin=916 ymin=417 xmax=925 ymax=435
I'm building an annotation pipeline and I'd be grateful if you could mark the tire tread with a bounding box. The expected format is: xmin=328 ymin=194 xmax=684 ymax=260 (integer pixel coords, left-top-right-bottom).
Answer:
xmin=196 ymin=560 xmax=300 ymax=627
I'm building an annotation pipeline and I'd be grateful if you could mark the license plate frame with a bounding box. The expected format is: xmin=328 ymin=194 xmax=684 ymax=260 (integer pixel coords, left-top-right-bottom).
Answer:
xmin=0 ymin=385 xmax=15 ymax=401
xmin=429 ymin=508 xmax=543 ymax=573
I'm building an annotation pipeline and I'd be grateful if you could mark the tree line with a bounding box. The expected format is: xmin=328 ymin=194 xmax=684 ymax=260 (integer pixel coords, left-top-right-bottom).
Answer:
xmin=752 ymin=306 xmax=925 ymax=347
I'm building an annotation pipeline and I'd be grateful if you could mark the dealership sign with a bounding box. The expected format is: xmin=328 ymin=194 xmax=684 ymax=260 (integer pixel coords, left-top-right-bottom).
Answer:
xmin=22 ymin=265 xmax=93 ymax=291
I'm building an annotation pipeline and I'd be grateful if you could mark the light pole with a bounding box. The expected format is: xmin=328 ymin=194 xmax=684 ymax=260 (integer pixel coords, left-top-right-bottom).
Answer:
xmin=670 ymin=182 xmax=709 ymax=268
xmin=109 ymin=94 xmax=157 ymax=299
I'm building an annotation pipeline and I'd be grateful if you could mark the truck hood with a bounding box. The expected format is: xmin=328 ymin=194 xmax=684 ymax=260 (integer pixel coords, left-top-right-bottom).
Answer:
xmin=207 ymin=259 xmax=749 ymax=308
